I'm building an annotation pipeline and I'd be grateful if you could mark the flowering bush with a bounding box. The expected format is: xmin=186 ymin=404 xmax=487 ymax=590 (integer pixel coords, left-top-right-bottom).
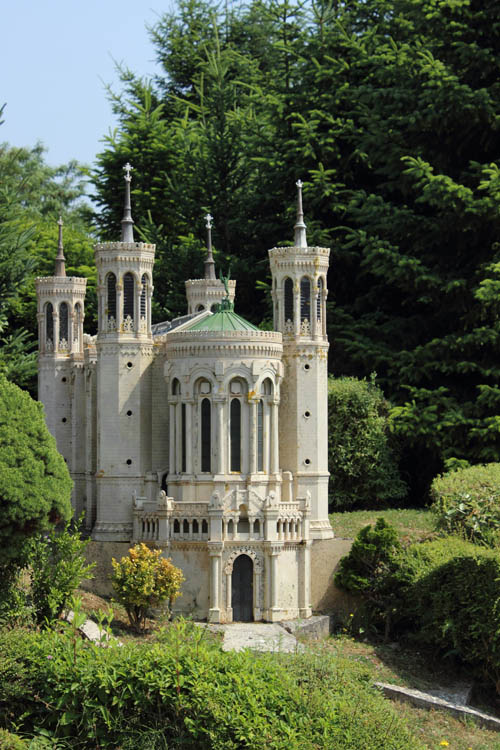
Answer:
xmin=111 ymin=543 xmax=183 ymax=631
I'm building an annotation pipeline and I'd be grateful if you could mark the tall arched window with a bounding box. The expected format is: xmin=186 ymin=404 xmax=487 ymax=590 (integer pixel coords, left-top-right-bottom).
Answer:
xmin=300 ymin=277 xmax=311 ymax=322
xmin=172 ymin=378 xmax=181 ymax=395
xmin=181 ymin=403 xmax=186 ymax=473
xmin=317 ymin=277 xmax=323 ymax=321
xmin=74 ymin=302 xmax=82 ymax=349
xmin=284 ymin=277 xmax=294 ymax=323
xmin=230 ymin=398 xmax=241 ymax=472
xmin=201 ymin=398 xmax=211 ymax=472
xmin=123 ymin=272 xmax=135 ymax=320
xmin=140 ymin=274 xmax=147 ymax=319
xmin=59 ymin=302 xmax=68 ymax=343
xmin=45 ymin=302 xmax=53 ymax=345
xmin=107 ymin=273 xmax=116 ymax=320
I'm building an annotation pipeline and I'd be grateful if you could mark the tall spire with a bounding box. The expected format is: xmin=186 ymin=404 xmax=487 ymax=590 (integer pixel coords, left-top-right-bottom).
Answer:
xmin=204 ymin=212 xmax=216 ymax=280
xmin=54 ymin=216 xmax=66 ymax=277
xmin=120 ymin=162 xmax=135 ymax=242
xmin=294 ymin=179 xmax=307 ymax=248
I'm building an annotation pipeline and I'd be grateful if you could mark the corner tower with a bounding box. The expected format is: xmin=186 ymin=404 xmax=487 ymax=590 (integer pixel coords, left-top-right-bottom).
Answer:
xmin=36 ymin=218 xmax=87 ymax=513
xmin=93 ymin=164 xmax=156 ymax=541
xmin=185 ymin=213 xmax=236 ymax=313
xmin=268 ymin=181 xmax=333 ymax=539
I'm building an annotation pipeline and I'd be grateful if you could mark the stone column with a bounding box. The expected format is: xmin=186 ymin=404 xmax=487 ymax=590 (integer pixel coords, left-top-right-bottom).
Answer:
xmin=226 ymin=570 xmax=232 ymax=621
xmin=175 ymin=403 xmax=182 ymax=474
xmin=147 ymin=285 xmax=153 ymax=334
xmin=312 ymin=283 xmax=319 ymax=338
xmin=116 ymin=281 xmax=124 ymax=331
xmin=68 ymin=310 xmax=74 ymax=353
xmin=270 ymin=401 xmax=280 ymax=475
xmin=249 ymin=400 xmax=257 ymax=475
xmin=37 ymin=312 xmax=44 ymax=352
xmin=208 ymin=543 xmax=223 ymax=622
xmin=254 ymin=567 xmax=262 ymax=621
xmin=169 ymin=403 xmax=176 ymax=475
xmin=53 ymin=311 xmax=59 ymax=354
xmin=135 ymin=282 xmax=142 ymax=333
xmin=299 ymin=540 xmax=312 ymax=618
xmin=185 ymin=401 xmax=193 ymax=474
xmin=270 ymin=549 xmax=280 ymax=617
xmin=216 ymin=400 xmax=225 ymax=474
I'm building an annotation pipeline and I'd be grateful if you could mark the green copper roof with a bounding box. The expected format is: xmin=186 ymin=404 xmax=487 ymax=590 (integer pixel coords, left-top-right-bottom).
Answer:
xmin=187 ymin=309 xmax=260 ymax=333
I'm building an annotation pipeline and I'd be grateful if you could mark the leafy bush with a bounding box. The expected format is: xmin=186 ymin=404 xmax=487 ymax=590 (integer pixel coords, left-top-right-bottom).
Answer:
xmin=328 ymin=376 xmax=406 ymax=510
xmin=0 ymin=620 xmax=424 ymax=749
xmin=29 ymin=519 xmax=95 ymax=625
xmin=111 ymin=543 xmax=184 ymax=631
xmin=0 ymin=376 xmax=72 ymax=570
xmin=335 ymin=518 xmax=406 ymax=637
xmin=396 ymin=537 xmax=500 ymax=693
xmin=430 ymin=463 xmax=500 ymax=544
xmin=0 ymin=729 xmax=26 ymax=749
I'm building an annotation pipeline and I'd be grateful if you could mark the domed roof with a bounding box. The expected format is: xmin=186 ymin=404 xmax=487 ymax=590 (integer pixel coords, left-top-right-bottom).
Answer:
xmin=186 ymin=308 xmax=259 ymax=333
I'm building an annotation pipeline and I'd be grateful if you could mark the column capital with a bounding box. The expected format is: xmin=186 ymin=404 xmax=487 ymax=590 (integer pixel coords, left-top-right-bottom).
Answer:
xmin=208 ymin=542 xmax=224 ymax=556
xmin=264 ymin=541 xmax=283 ymax=556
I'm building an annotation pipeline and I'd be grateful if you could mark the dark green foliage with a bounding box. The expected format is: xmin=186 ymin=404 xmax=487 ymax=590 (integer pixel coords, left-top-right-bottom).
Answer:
xmin=430 ymin=463 xmax=500 ymax=544
xmin=335 ymin=518 xmax=405 ymax=636
xmin=398 ymin=538 xmax=500 ymax=693
xmin=0 ymin=620 xmax=423 ymax=749
xmin=0 ymin=377 xmax=72 ymax=569
xmin=328 ymin=376 xmax=406 ymax=509
xmin=29 ymin=520 xmax=95 ymax=625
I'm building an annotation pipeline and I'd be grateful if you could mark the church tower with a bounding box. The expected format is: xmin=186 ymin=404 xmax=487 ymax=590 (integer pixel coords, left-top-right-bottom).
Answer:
xmin=269 ymin=181 xmax=333 ymax=539
xmin=36 ymin=218 xmax=87 ymax=514
xmin=185 ymin=213 xmax=236 ymax=313
xmin=93 ymin=164 xmax=156 ymax=541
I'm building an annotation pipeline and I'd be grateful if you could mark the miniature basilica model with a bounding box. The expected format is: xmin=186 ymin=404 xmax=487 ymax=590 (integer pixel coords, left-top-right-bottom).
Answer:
xmin=36 ymin=166 xmax=333 ymax=623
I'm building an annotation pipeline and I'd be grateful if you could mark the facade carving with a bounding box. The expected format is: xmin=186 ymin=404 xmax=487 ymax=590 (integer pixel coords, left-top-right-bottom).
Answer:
xmin=36 ymin=175 xmax=333 ymax=624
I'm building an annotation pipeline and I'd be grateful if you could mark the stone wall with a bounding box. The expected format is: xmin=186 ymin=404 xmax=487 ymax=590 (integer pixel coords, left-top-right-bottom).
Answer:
xmin=310 ymin=537 xmax=357 ymax=618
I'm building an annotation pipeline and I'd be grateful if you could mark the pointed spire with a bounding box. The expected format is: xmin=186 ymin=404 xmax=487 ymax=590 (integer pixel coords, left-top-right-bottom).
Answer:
xmin=120 ymin=162 xmax=135 ymax=242
xmin=294 ymin=179 xmax=308 ymax=248
xmin=204 ymin=212 xmax=216 ymax=280
xmin=54 ymin=216 xmax=66 ymax=277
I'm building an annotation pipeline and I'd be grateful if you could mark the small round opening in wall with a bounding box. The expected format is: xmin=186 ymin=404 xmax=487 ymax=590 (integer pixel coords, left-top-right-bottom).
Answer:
xmin=303 ymin=363 xmax=310 ymax=371
xmin=126 ymin=361 xmax=133 ymax=369
xmin=304 ymin=458 xmax=311 ymax=465
xmin=126 ymin=410 xmax=132 ymax=416
xmin=304 ymin=411 xmax=311 ymax=418
xmin=61 ymin=376 xmax=67 ymax=382
xmin=62 ymin=417 xmax=67 ymax=423
xmin=126 ymin=459 xmax=132 ymax=466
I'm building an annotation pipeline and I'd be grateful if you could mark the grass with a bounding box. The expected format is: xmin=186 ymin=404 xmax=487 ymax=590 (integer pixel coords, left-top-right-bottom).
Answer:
xmin=325 ymin=634 xmax=500 ymax=750
xmin=329 ymin=507 xmax=436 ymax=542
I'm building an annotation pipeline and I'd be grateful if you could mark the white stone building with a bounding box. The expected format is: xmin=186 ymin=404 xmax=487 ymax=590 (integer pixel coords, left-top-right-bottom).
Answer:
xmin=36 ymin=168 xmax=333 ymax=623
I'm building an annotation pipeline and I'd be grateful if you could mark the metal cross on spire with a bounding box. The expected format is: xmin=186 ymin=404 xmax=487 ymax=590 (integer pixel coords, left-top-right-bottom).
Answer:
xmin=121 ymin=163 xmax=135 ymax=242
xmin=294 ymin=178 xmax=307 ymax=248
xmin=204 ymin=211 xmax=216 ymax=280
xmin=54 ymin=216 xmax=66 ymax=277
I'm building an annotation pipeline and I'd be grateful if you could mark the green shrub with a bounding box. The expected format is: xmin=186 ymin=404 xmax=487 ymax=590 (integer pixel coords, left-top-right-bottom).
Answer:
xmin=111 ymin=543 xmax=183 ymax=631
xmin=328 ymin=376 xmax=406 ymax=509
xmin=430 ymin=462 xmax=500 ymax=544
xmin=0 ymin=620 xmax=423 ymax=749
xmin=334 ymin=518 xmax=406 ymax=637
xmin=0 ymin=377 xmax=72 ymax=570
xmin=0 ymin=729 xmax=26 ymax=750
xmin=29 ymin=519 xmax=95 ymax=625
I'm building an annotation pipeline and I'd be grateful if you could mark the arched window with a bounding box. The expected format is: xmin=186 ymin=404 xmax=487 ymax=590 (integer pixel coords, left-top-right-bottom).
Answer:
xmin=183 ymin=519 xmax=189 ymax=534
xmin=317 ymin=277 xmax=323 ymax=321
xmin=74 ymin=302 xmax=82 ymax=349
xmin=300 ymin=277 xmax=311 ymax=322
xmin=230 ymin=398 xmax=241 ymax=472
xmin=123 ymin=272 xmax=135 ymax=320
xmin=140 ymin=274 xmax=147 ymax=319
xmin=59 ymin=302 xmax=68 ymax=343
xmin=201 ymin=398 xmax=211 ymax=472
xmin=211 ymin=303 xmax=218 ymax=312
xmin=257 ymin=400 xmax=264 ymax=472
xmin=171 ymin=378 xmax=181 ymax=395
xmin=202 ymin=519 xmax=208 ymax=534
xmin=196 ymin=304 xmax=205 ymax=312
xmin=107 ymin=273 xmax=116 ymax=320
xmin=181 ymin=403 xmax=186 ymax=473
xmin=45 ymin=302 xmax=53 ymax=344
xmin=173 ymin=519 xmax=180 ymax=534
xmin=261 ymin=378 xmax=272 ymax=396
xmin=284 ymin=277 xmax=294 ymax=323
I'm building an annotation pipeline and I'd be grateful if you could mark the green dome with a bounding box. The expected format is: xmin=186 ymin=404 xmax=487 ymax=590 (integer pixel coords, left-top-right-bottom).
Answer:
xmin=187 ymin=309 xmax=259 ymax=333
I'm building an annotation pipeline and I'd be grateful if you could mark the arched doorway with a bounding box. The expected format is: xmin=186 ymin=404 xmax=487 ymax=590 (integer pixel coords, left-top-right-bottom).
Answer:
xmin=232 ymin=554 xmax=253 ymax=622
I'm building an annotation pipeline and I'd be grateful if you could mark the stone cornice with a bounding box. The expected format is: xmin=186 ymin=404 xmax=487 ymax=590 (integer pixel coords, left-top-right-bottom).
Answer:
xmin=268 ymin=245 xmax=330 ymax=258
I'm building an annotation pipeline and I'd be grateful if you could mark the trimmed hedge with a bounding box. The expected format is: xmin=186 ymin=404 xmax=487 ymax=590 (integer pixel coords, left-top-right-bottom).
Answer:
xmin=430 ymin=463 xmax=500 ymax=544
xmin=328 ymin=376 xmax=406 ymax=510
xmin=0 ymin=620 xmax=423 ymax=750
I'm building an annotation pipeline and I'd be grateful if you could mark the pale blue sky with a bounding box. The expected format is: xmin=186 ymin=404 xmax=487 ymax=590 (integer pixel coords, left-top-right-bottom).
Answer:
xmin=1 ymin=1 xmax=171 ymax=168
